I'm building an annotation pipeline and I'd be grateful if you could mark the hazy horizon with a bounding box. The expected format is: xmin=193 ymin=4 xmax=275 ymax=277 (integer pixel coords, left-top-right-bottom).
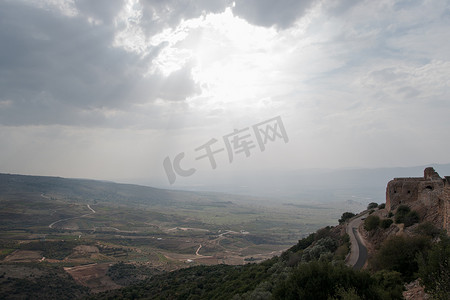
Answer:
xmin=4 ymin=163 xmax=450 ymax=207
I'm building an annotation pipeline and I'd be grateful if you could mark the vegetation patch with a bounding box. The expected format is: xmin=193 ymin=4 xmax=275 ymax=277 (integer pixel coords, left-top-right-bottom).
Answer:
xmin=19 ymin=240 xmax=80 ymax=260
xmin=370 ymin=235 xmax=432 ymax=281
xmin=367 ymin=202 xmax=379 ymax=209
xmin=338 ymin=212 xmax=355 ymax=224
xmin=394 ymin=205 xmax=420 ymax=227
xmin=364 ymin=215 xmax=380 ymax=231
xmin=417 ymin=235 xmax=450 ymax=300
xmin=380 ymin=219 xmax=393 ymax=229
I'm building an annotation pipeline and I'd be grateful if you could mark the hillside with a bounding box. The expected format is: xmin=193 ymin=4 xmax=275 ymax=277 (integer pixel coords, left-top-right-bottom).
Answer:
xmin=93 ymin=168 xmax=450 ymax=299
xmin=94 ymin=206 xmax=448 ymax=300
xmin=1 ymin=171 xmax=449 ymax=299
xmin=0 ymin=173 xmax=338 ymax=298
xmin=0 ymin=173 xmax=242 ymax=207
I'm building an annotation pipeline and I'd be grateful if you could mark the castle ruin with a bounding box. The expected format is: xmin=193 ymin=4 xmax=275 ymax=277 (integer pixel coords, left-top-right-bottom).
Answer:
xmin=386 ymin=167 xmax=450 ymax=233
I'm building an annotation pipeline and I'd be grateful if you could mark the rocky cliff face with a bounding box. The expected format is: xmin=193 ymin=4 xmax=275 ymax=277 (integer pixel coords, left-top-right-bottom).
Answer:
xmin=386 ymin=167 xmax=450 ymax=232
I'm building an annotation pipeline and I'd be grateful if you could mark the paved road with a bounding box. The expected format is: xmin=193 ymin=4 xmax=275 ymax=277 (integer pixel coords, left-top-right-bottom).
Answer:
xmin=346 ymin=213 xmax=368 ymax=270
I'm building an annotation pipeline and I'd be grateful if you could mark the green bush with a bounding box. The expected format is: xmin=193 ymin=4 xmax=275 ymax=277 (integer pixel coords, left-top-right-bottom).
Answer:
xmin=333 ymin=234 xmax=351 ymax=261
xmin=367 ymin=202 xmax=379 ymax=209
xmin=315 ymin=226 xmax=333 ymax=241
xmin=371 ymin=270 xmax=404 ymax=300
xmin=395 ymin=205 xmax=411 ymax=224
xmin=371 ymin=235 xmax=432 ymax=281
xmin=403 ymin=211 xmax=420 ymax=227
xmin=395 ymin=205 xmax=419 ymax=227
xmin=416 ymin=222 xmax=441 ymax=238
xmin=417 ymin=235 xmax=450 ymax=300
xmin=364 ymin=215 xmax=380 ymax=231
xmin=341 ymin=233 xmax=350 ymax=244
xmin=378 ymin=203 xmax=386 ymax=209
xmin=334 ymin=244 xmax=350 ymax=261
xmin=380 ymin=219 xmax=393 ymax=229
xmin=287 ymin=233 xmax=315 ymax=253
xmin=388 ymin=212 xmax=394 ymax=218
xmin=339 ymin=212 xmax=356 ymax=224
xmin=272 ymin=261 xmax=403 ymax=300
xmin=301 ymin=237 xmax=337 ymax=262
xmin=396 ymin=205 xmax=410 ymax=214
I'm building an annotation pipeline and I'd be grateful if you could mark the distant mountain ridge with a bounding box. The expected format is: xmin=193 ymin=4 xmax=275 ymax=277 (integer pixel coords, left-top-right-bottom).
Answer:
xmin=3 ymin=163 xmax=449 ymax=206
xmin=0 ymin=173 xmax=237 ymax=207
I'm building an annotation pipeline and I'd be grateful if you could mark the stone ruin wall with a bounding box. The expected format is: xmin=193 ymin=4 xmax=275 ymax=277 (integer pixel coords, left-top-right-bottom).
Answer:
xmin=444 ymin=177 xmax=450 ymax=233
xmin=386 ymin=167 xmax=450 ymax=233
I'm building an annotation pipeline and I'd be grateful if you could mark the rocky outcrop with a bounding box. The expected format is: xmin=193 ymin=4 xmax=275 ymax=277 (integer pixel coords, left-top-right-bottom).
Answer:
xmin=403 ymin=279 xmax=430 ymax=300
xmin=386 ymin=167 xmax=450 ymax=233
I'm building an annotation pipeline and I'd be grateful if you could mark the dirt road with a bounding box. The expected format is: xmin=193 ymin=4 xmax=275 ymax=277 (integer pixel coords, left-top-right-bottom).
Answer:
xmin=49 ymin=204 xmax=96 ymax=229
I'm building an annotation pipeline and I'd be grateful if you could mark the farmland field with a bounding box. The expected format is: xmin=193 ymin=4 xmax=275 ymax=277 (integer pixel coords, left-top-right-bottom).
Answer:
xmin=0 ymin=173 xmax=341 ymax=294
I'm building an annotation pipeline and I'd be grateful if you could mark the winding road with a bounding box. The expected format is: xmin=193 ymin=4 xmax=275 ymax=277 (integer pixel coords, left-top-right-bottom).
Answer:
xmin=48 ymin=204 xmax=96 ymax=229
xmin=346 ymin=213 xmax=368 ymax=270
xmin=196 ymin=244 xmax=202 ymax=256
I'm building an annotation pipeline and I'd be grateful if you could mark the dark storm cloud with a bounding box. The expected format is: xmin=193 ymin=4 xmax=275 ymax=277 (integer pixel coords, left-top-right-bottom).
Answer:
xmin=232 ymin=0 xmax=317 ymax=29
xmin=0 ymin=1 xmax=199 ymax=127
xmin=0 ymin=0 xmax=341 ymax=128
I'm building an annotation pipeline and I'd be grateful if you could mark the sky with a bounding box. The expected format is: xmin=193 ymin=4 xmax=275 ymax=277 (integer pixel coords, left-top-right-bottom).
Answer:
xmin=1 ymin=0 xmax=449 ymax=190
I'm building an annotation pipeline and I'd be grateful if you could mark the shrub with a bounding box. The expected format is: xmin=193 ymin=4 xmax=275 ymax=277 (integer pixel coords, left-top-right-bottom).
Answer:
xmin=334 ymin=234 xmax=351 ymax=261
xmin=380 ymin=219 xmax=393 ymax=229
xmin=395 ymin=214 xmax=405 ymax=224
xmin=272 ymin=261 xmax=403 ymax=300
xmin=341 ymin=233 xmax=350 ymax=244
xmin=367 ymin=202 xmax=379 ymax=210
xmin=285 ymin=251 xmax=302 ymax=267
xmin=372 ymin=270 xmax=404 ymax=300
xmin=395 ymin=205 xmax=411 ymax=224
xmin=315 ymin=226 xmax=333 ymax=241
xmin=388 ymin=212 xmax=394 ymax=218
xmin=403 ymin=211 xmax=420 ymax=227
xmin=371 ymin=235 xmax=432 ymax=281
xmin=301 ymin=237 xmax=337 ymax=262
xmin=417 ymin=235 xmax=450 ymax=300
xmin=364 ymin=215 xmax=380 ymax=231
xmin=396 ymin=205 xmax=410 ymax=214
xmin=339 ymin=212 xmax=356 ymax=224
xmin=316 ymin=237 xmax=338 ymax=252
xmin=334 ymin=244 xmax=350 ymax=261
xmin=395 ymin=205 xmax=419 ymax=227
xmin=287 ymin=233 xmax=315 ymax=253
xmin=416 ymin=222 xmax=441 ymax=238
xmin=378 ymin=203 xmax=386 ymax=209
